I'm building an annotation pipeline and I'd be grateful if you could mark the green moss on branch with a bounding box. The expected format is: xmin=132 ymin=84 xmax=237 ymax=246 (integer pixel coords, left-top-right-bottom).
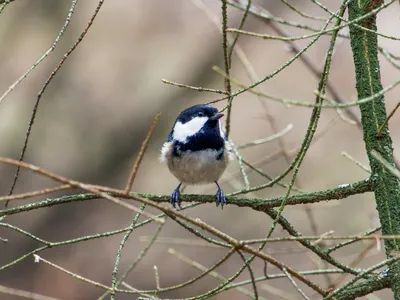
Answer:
xmin=0 ymin=178 xmax=375 ymax=217
xmin=348 ymin=0 xmax=400 ymax=298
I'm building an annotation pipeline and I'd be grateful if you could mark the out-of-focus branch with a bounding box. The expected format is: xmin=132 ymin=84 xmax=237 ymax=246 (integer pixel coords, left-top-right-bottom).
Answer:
xmin=5 ymin=0 xmax=105 ymax=207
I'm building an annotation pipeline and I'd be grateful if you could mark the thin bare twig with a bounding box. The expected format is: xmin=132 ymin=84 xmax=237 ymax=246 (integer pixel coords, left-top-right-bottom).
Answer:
xmin=32 ymin=255 xmax=143 ymax=296
xmin=341 ymin=151 xmax=371 ymax=173
xmin=124 ymin=113 xmax=161 ymax=194
xmin=168 ymin=248 xmax=263 ymax=299
xmin=377 ymin=101 xmax=400 ymax=138
xmin=0 ymin=285 xmax=60 ymax=300
xmin=371 ymin=150 xmax=400 ymax=179
xmin=5 ymin=0 xmax=105 ymax=207
xmin=0 ymin=185 xmax=71 ymax=203
xmin=0 ymin=0 xmax=78 ymax=105
xmin=282 ymin=267 xmax=311 ymax=300
xmin=161 ymin=79 xmax=229 ymax=95
xmin=221 ymin=0 xmax=234 ymax=138
xmin=237 ymin=124 xmax=293 ymax=149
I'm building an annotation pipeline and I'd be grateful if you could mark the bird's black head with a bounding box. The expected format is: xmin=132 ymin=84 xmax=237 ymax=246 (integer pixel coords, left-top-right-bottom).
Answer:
xmin=168 ymin=104 xmax=225 ymax=153
xmin=176 ymin=104 xmax=223 ymax=124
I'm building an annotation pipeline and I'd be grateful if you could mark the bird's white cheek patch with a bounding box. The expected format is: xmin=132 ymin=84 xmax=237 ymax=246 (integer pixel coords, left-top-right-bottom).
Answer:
xmin=173 ymin=117 xmax=208 ymax=143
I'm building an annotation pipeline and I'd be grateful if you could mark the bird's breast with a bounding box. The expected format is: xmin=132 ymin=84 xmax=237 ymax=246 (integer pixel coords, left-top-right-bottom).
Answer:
xmin=167 ymin=146 xmax=229 ymax=185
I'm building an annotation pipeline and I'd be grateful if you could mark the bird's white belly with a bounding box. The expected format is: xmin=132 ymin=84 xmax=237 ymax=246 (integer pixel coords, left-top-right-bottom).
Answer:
xmin=168 ymin=149 xmax=228 ymax=185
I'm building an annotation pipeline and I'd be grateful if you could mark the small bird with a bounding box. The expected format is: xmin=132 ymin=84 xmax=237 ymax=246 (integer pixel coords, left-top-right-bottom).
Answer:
xmin=160 ymin=104 xmax=232 ymax=208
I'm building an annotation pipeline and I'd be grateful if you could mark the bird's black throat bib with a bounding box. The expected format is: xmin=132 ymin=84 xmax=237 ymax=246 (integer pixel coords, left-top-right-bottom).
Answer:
xmin=172 ymin=130 xmax=225 ymax=160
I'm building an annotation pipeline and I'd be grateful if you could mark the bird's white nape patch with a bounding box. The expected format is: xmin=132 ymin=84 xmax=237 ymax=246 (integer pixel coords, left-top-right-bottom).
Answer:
xmin=173 ymin=117 xmax=208 ymax=143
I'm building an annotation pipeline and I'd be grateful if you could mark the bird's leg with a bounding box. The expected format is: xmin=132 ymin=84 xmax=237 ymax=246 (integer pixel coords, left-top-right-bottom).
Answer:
xmin=170 ymin=182 xmax=182 ymax=209
xmin=215 ymin=181 xmax=226 ymax=208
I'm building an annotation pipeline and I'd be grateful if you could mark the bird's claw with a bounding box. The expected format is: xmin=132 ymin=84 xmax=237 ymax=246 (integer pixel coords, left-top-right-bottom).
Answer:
xmin=216 ymin=186 xmax=226 ymax=209
xmin=170 ymin=186 xmax=181 ymax=209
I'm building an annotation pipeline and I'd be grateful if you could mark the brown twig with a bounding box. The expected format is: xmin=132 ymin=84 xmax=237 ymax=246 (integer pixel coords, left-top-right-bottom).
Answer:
xmin=124 ymin=113 xmax=161 ymax=194
xmin=0 ymin=185 xmax=71 ymax=203
xmin=0 ymin=157 xmax=164 ymax=223
xmin=377 ymin=101 xmax=400 ymax=138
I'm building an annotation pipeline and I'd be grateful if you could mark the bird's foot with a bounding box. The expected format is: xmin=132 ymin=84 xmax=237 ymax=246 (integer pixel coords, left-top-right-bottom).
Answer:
xmin=215 ymin=182 xmax=226 ymax=209
xmin=170 ymin=183 xmax=182 ymax=209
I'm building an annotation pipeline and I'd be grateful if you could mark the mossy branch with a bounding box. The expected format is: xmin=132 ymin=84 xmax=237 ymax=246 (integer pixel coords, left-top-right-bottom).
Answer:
xmin=0 ymin=178 xmax=375 ymax=218
xmin=348 ymin=0 xmax=400 ymax=298
xmin=335 ymin=273 xmax=390 ymax=300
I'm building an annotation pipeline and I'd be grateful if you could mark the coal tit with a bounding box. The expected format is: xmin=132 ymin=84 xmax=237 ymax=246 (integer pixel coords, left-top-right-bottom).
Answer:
xmin=160 ymin=104 xmax=232 ymax=208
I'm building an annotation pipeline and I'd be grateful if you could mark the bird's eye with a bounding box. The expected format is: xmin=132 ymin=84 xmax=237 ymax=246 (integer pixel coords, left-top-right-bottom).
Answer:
xmin=197 ymin=112 xmax=205 ymax=117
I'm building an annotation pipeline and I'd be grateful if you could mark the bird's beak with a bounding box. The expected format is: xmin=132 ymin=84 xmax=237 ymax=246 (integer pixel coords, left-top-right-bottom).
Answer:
xmin=210 ymin=112 xmax=224 ymax=120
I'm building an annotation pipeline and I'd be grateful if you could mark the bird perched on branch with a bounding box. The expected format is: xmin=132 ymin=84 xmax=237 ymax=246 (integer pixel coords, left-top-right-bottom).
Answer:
xmin=160 ymin=104 xmax=232 ymax=209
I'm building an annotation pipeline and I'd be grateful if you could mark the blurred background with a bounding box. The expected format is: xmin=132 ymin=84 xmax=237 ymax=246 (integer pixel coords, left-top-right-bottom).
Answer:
xmin=0 ymin=0 xmax=399 ymax=299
